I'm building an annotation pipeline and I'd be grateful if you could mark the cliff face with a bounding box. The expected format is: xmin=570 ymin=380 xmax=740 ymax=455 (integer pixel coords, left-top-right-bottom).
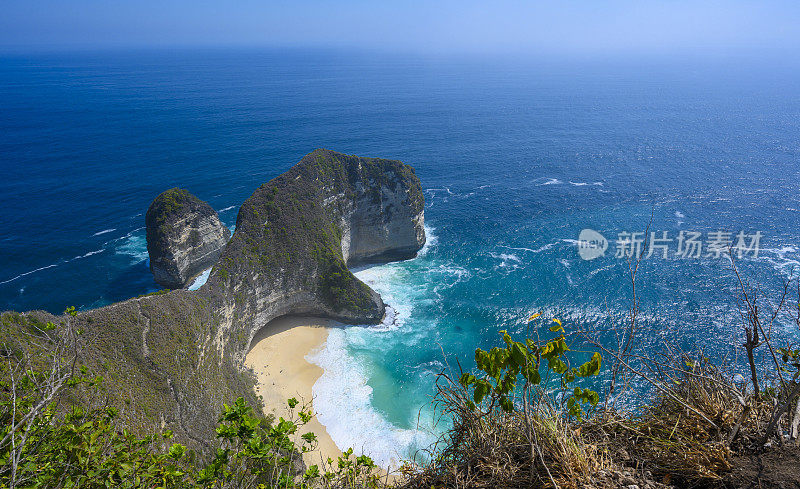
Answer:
xmin=145 ymin=188 xmax=231 ymax=289
xmin=1 ymin=293 xmax=256 ymax=449
xmin=2 ymin=149 xmax=425 ymax=449
xmin=340 ymin=163 xmax=426 ymax=266
xmin=204 ymin=149 xmax=426 ymax=362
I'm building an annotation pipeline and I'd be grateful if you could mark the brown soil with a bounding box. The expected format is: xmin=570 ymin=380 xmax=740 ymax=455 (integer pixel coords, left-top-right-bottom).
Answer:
xmin=722 ymin=446 xmax=800 ymax=489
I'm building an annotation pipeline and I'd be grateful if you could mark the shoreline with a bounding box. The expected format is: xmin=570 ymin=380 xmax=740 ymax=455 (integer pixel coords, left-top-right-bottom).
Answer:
xmin=244 ymin=315 xmax=343 ymax=467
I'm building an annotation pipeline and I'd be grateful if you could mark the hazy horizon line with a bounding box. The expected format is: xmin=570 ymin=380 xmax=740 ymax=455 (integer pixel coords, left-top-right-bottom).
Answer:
xmin=2 ymin=41 xmax=798 ymax=64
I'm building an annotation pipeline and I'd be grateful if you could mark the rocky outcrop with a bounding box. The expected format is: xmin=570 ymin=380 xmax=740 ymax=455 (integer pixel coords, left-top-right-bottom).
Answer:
xmin=3 ymin=149 xmax=425 ymax=450
xmin=145 ymin=188 xmax=231 ymax=289
xmin=204 ymin=149 xmax=426 ymax=361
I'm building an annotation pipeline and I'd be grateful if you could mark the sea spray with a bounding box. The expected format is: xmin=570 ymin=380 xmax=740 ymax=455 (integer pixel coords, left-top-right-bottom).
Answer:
xmin=188 ymin=267 xmax=212 ymax=290
xmin=114 ymin=229 xmax=149 ymax=264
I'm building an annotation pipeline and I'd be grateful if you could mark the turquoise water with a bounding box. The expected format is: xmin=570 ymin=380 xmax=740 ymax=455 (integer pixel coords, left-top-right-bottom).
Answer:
xmin=2 ymin=49 xmax=800 ymax=466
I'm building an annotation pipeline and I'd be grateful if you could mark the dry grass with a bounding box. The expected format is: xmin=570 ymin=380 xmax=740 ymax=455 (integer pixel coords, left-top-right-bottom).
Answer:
xmin=400 ymin=373 xmax=607 ymax=489
xmin=587 ymin=357 xmax=744 ymax=485
xmin=397 ymin=352 xmax=794 ymax=489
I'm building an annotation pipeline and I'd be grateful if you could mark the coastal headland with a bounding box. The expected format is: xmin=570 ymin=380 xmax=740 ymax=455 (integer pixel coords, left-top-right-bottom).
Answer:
xmin=0 ymin=149 xmax=426 ymax=454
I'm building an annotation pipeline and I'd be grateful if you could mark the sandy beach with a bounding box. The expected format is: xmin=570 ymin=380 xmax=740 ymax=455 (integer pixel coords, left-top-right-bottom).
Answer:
xmin=244 ymin=315 xmax=342 ymax=467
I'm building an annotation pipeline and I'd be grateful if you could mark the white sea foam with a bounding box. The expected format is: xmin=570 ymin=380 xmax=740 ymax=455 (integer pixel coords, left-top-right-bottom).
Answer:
xmin=352 ymin=267 xmax=414 ymax=330
xmin=568 ymin=181 xmax=603 ymax=187
xmin=0 ymin=264 xmax=58 ymax=285
xmin=115 ymin=234 xmax=149 ymax=263
xmin=538 ymin=178 xmax=563 ymax=186
xmin=92 ymin=228 xmax=116 ymax=236
xmin=417 ymin=225 xmax=437 ymax=257
xmin=308 ymin=224 xmax=442 ymax=468
xmin=306 ymin=274 xmax=435 ymax=469
xmin=675 ymin=210 xmax=686 ymax=218
xmin=754 ymin=245 xmax=800 ymax=277
xmin=73 ymin=249 xmax=105 ymax=260
xmin=430 ymin=264 xmax=472 ymax=298
xmin=499 ymin=242 xmax=556 ymax=254
xmin=219 ymin=205 xmax=236 ymax=213
xmin=534 ymin=242 xmax=557 ymax=253
xmin=488 ymin=252 xmax=522 ymax=270
xmin=188 ymin=268 xmax=212 ymax=291
xmin=308 ymin=331 xmax=436 ymax=469
xmin=588 ymin=263 xmax=615 ymax=277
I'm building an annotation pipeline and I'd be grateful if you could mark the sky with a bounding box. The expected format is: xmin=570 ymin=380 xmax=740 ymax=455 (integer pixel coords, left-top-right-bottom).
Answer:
xmin=2 ymin=0 xmax=800 ymax=56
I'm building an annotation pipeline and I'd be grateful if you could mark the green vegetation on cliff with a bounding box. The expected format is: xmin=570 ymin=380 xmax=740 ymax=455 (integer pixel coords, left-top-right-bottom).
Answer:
xmin=210 ymin=148 xmax=423 ymax=321
xmin=146 ymin=188 xmax=205 ymax=241
xmin=0 ymin=297 xmax=259 ymax=453
xmin=0 ymin=326 xmax=380 ymax=488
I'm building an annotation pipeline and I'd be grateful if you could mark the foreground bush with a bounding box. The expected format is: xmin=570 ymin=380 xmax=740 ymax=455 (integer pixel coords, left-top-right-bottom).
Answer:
xmin=1 ymin=370 xmax=383 ymax=488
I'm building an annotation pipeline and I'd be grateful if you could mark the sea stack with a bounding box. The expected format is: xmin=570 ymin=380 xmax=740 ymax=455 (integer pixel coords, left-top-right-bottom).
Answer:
xmin=145 ymin=188 xmax=231 ymax=289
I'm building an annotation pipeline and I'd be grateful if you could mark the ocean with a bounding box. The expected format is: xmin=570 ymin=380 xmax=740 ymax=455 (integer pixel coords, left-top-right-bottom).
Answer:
xmin=2 ymin=48 xmax=800 ymax=466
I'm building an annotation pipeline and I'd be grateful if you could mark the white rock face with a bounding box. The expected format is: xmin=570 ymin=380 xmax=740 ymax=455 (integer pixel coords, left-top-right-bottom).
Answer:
xmin=340 ymin=179 xmax=425 ymax=265
xmin=146 ymin=188 xmax=231 ymax=289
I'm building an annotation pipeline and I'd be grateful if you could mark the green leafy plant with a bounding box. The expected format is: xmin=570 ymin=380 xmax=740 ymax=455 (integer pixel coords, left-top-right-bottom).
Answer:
xmin=459 ymin=317 xmax=602 ymax=419
xmin=778 ymin=346 xmax=800 ymax=377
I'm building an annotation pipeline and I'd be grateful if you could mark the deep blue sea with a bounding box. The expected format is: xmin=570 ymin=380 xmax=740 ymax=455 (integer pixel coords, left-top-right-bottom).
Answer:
xmin=2 ymin=49 xmax=800 ymax=465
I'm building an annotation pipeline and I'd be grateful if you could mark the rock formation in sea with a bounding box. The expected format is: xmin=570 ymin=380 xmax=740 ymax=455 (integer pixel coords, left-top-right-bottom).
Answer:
xmin=145 ymin=188 xmax=231 ymax=289
xmin=1 ymin=149 xmax=425 ymax=449
xmin=204 ymin=148 xmax=426 ymax=363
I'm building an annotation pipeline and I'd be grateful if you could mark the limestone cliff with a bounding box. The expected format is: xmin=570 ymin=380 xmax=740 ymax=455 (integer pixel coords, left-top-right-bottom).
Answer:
xmin=145 ymin=188 xmax=231 ymax=289
xmin=0 ymin=149 xmax=425 ymax=450
xmin=204 ymin=149 xmax=426 ymax=362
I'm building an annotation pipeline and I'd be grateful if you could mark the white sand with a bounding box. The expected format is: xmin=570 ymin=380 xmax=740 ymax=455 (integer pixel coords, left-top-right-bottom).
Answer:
xmin=244 ymin=315 xmax=342 ymax=467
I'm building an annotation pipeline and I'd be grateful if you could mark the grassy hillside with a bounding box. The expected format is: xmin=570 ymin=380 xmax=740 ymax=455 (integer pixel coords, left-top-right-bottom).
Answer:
xmin=0 ymin=296 xmax=259 ymax=450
